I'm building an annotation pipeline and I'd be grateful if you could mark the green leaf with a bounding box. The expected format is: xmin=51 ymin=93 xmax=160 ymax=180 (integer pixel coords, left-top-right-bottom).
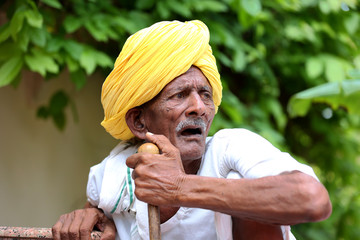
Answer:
xmin=84 ymin=21 xmax=108 ymax=42
xmin=37 ymin=90 xmax=69 ymax=130
xmin=63 ymin=16 xmax=83 ymax=33
xmin=157 ymin=1 xmax=171 ymax=19
xmin=70 ymin=69 xmax=87 ymax=90
xmin=25 ymin=10 xmax=43 ymax=28
xmin=49 ymin=91 xmax=68 ymax=130
xmin=261 ymin=98 xmax=287 ymax=130
xmin=348 ymin=69 xmax=360 ymax=79
xmin=65 ymin=55 xmax=79 ymax=72
xmin=136 ymin=0 xmax=155 ymax=10
xmin=0 ymin=42 xmax=22 ymax=61
xmin=80 ymin=48 xmax=97 ymax=75
xmin=0 ymin=55 xmax=23 ymax=87
xmin=328 ymin=0 xmax=341 ymax=11
xmin=344 ymin=13 xmax=359 ymax=35
xmin=29 ymin=27 xmax=47 ymax=47
xmin=113 ymin=16 xmax=139 ymax=34
xmin=220 ymin=90 xmax=245 ymax=124
xmin=24 ymin=49 xmax=59 ymax=76
xmin=193 ymin=0 xmax=228 ymax=12
xmin=306 ymin=57 xmax=323 ymax=79
xmin=49 ymin=91 xmax=68 ymax=115
xmin=17 ymin=24 xmax=31 ymax=51
xmin=127 ymin=12 xmax=152 ymax=30
xmin=233 ymin=48 xmax=246 ymax=72
xmin=241 ymin=0 xmax=262 ymax=16
xmin=37 ymin=106 xmax=49 ymax=119
xmin=94 ymin=51 xmax=113 ymax=68
xmin=325 ymin=57 xmax=345 ymax=82
xmin=9 ymin=8 xmax=26 ymax=39
xmin=319 ymin=1 xmax=331 ymax=14
xmin=53 ymin=112 xmax=66 ymax=130
xmin=284 ymin=24 xmax=305 ymax=41
xmin=10 ymin=73 xmax=22 ymax=88
xmin=0 ymin=24 xmax=11 ymax=43
xmin=166 ymin=0 xmax=191 ymax=17
xmin=288 ymin=80 xmax=360 ymax=117
xmin=79 ymin=48 xmax=113 ymax=75
xmin=40 ymin=0 xmax=62 ymax=9
xmin=215 ymin=52 xmax=232 ymax=68
xmin=63 ymin=40 xmax=83 ymax=60
xmin=46 ymin=36 xmax=64 ymax=52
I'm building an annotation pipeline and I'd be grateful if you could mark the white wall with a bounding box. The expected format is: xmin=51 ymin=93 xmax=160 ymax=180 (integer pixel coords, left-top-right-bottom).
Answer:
xmin=0 ymin=71 xmax=117 ymax=227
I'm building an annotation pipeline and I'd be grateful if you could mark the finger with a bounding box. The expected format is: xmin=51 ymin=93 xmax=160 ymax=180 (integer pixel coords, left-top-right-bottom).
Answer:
xmin=131 ymin=169 xmax=137 ymax=180
xmin=60 ymin=213 xmax=74 ymax=240
xmin=68 ymin=210 xmax=85 ymax=240
xmin=52 ymin=216 xmax=64 ymax=240
xmin=126 ymin=155 xmax=138 ymax=169
xmin=145 ymin=132 xmax=177 ymax=157
xmin=99 ymin=217 xmax=116 ymax=240
xmin=79 ymin=209 xmax=101 ymax=240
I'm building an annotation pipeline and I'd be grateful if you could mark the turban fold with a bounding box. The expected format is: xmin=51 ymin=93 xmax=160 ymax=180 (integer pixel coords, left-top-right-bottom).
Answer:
xmin=101 ymin=20 xmax=222 ymax=140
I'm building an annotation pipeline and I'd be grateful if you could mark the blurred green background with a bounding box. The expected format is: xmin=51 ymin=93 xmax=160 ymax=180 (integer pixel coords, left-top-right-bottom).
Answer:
xmin=0 ymin=0 xmax=359 ymax=239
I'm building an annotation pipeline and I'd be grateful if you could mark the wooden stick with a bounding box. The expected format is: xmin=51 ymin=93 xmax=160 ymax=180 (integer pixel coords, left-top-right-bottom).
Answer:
xmin=0 ymin=226 xmax=101 ymax=240
xmin=138 ymin=143 xmax=161 ymax=240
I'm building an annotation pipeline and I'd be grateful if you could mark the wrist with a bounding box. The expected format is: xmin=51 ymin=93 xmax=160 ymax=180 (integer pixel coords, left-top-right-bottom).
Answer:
xmin=175 ymin=174 xmax=212 ymax=208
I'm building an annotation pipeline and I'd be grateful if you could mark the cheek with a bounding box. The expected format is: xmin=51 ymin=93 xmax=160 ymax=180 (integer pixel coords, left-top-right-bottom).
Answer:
xmin=145 ymin=111 xmax=176 ymax=134
xmin=206 ymin=103 xmax=216 ymax=117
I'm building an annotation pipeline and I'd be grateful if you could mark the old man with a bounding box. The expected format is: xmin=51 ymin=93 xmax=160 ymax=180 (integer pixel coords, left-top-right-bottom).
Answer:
xmin=53 ymin=20 xmax=331 ymax=240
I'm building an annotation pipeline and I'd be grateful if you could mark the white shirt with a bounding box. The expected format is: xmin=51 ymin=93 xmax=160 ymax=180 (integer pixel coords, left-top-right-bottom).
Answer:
xmin=87 ymin=128 xmax=318 ymax=239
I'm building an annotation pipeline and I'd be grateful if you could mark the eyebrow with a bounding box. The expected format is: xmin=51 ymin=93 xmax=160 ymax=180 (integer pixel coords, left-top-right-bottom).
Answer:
xmin=168 ymin=84 xmax=212 ymax=94
xmin=200 ymin=85 xmax=212 ymax=92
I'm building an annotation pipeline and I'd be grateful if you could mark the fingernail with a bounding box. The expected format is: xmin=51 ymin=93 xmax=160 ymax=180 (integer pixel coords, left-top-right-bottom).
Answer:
xmin=146 ymin=132 xmax=154 ymax=136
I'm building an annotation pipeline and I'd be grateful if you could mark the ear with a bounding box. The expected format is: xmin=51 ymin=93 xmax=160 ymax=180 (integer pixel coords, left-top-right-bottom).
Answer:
xmin=125 ymin=107 xmax=147 ymax=140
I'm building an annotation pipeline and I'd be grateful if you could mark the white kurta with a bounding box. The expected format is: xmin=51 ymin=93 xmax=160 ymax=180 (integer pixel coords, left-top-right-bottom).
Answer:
xmin=87 ymin=129 xmax=318 ymax=239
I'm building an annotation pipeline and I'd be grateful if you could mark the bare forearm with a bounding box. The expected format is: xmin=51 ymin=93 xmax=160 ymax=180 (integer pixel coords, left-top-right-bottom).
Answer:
xmin=176 ymin=171 xmax=332 ymax=225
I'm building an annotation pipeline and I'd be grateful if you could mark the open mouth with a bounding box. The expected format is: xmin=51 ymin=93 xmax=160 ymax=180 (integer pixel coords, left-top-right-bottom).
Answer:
xmin=180 ymin=127 xmax=203 ymax=136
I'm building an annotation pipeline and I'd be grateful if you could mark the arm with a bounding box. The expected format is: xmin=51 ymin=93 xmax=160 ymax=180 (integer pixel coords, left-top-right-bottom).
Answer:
xmin=175 ymin=171 xmax=331 ymax=225
xmin=127 ymin=133 xmax=332 ymax=226
xmin=52 ymin=202 xmax=116 ymax=240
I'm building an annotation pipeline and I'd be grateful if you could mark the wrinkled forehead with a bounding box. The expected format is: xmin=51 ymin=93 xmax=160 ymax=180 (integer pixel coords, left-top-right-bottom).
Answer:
xmin=141 ymin=66 xmax=212 ymax=107
xmin=162 ymin=66 xmax=212 ymax=93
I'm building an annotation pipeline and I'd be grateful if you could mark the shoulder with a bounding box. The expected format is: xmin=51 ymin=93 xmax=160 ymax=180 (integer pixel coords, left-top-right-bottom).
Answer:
xmin=211 ymin=128 xmax=264 ymax=139
xmin=93 ymin=141 xmax=137 ymax=168
xmin=208 ymin=128 xmax=271 ymax=147
xmin=87 ymin=142 xmax=137 ymax=205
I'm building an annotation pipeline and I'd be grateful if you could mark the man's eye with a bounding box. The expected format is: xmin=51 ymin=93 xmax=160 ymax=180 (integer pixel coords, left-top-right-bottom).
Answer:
xmin=202 ymin=92 xmax=212 ymax=100
xmin=176 ymin=93 xmax=184 ymax=98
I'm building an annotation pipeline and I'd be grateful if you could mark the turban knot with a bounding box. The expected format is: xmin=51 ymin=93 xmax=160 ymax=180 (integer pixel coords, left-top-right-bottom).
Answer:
xmin=101 ymin=20 xmax=222 ymax=140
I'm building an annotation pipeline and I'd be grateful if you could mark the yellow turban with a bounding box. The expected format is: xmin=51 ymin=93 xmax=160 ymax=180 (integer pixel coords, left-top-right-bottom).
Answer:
xmin=101 ymin=20 xmax=222 ymax=140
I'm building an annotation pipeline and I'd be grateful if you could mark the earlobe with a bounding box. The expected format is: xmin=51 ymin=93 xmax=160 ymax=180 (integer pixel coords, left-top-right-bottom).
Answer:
xmin=125 ymin=107 xmax=147 ymax=140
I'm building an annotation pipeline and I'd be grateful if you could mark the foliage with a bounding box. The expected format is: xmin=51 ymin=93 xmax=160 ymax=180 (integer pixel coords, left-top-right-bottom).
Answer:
xmin=288 ymin=79 xmax=360 ymax=117
xmin=1 ymin=0 xmax=360 ymax=239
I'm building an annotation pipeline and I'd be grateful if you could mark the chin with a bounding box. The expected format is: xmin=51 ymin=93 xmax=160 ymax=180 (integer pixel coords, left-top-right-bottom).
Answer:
xmin=179 ymin=146 xmax=205 ymax=161
xmin=174 ymin=134 xmax=206 ymax=160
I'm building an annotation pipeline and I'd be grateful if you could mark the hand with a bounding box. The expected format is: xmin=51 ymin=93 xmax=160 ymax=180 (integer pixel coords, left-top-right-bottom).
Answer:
xmin=52 ymin=205 xmax=116 ymax=240
xmin=126 ymin=132 xmax=186 ymax=206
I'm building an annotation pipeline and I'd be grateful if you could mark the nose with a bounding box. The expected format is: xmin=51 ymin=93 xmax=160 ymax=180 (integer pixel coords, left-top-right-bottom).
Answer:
xmin=185 ymin=92 xmax=206 ymax=117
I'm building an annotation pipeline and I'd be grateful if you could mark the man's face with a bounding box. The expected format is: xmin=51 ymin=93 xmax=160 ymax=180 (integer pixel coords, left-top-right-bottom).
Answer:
xmin=143 ymin=66 xmax=215 ymax=161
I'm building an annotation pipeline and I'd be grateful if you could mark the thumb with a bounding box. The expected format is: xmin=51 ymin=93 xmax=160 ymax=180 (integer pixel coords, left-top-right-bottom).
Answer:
xmin=145 ymin=132 xmax=177 ymax=155
xmin=99 ymin=218 xmax=116 ymax=240
xmin=145 ymin=132 xmax=181 ymax=160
